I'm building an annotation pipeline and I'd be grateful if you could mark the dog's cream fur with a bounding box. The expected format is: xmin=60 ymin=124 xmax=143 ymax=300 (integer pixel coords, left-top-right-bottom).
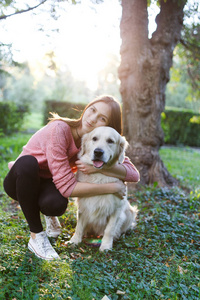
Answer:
xmin=69 ymin=126 xmax=138 ymax=251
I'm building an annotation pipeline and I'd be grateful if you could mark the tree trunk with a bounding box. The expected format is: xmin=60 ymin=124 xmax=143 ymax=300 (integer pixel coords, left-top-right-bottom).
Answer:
xmin=119 ymin=0 xmax=187 ymax=187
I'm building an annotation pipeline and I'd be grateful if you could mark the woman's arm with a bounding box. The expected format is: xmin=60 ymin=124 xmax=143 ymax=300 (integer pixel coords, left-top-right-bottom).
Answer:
xmin=75 ymin=160 xmax=126 ymax=180
xmin=75 ymin=157 xmax=140 ymax=183
xmin=70 ymin=181 xmax=126 ymax=199
xmin=100 ymin=163 xmax=127 ymax=180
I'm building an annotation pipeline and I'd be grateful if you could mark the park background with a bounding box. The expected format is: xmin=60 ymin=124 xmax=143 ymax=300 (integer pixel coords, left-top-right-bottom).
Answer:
xmin=0 ymin=1 xmax=200 ymax=299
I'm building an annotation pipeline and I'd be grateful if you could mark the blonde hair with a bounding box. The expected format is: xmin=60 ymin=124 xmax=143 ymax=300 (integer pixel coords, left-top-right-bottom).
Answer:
xmin=49 ymin=95 xmax=123 ymax=134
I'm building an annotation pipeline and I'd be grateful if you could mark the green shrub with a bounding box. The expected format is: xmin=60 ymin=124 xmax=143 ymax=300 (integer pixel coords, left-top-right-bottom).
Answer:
xmin=0 ymin=102 xmax=29 ymax=136
xmin=43 ymin=100 xmax=85 ymax=125
xmin=161 ymin=107 xmax=200 ymax=147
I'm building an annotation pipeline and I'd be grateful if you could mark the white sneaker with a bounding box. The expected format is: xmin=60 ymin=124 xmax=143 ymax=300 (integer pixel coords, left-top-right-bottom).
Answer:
xmin=28 ymin=231 xmax=60 ymax=261
xmin=45 ymin=216 xmax=62 ymax=238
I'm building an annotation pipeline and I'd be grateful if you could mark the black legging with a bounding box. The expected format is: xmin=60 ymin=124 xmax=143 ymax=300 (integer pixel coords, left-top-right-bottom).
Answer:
xmin=3 ymin=155 xmax=68 ymax=233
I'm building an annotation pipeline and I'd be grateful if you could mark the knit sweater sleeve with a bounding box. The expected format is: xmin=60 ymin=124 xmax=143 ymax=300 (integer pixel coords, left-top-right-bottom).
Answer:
xmin=122 ymin=156 xmax=140 ymax=183
xmin=46 ymin=122 xmax=78 ymax=198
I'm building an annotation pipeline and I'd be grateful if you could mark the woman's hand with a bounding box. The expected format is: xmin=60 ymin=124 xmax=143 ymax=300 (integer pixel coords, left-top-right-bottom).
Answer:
xmin=75 ymin=160 xmax=97 ymax=175
xmin=114 ymin=181 xmax=127 ymax=200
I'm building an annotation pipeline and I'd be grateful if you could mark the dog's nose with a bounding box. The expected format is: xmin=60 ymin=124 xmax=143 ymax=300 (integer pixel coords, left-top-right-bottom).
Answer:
xmin=94 ymin=148 xmax=104 ymax=158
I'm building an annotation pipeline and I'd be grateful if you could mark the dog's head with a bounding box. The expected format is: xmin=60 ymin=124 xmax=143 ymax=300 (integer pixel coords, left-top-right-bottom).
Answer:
xmin=78 ymin=126 xmax=128 ymax=169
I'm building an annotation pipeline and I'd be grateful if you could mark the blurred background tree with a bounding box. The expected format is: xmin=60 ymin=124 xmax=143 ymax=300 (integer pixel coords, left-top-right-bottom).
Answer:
xmin=166 ymin=1 xmax=200 ymax=111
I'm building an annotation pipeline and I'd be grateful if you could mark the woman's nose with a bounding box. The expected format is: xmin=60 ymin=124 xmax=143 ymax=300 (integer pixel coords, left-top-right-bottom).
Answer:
xmin=90 ymin=114 xmax=97 ymax=123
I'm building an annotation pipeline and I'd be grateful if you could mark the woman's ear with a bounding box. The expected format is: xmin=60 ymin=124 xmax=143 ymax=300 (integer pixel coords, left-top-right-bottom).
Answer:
xmin=118 ymin=136 xmax=128 ymax=163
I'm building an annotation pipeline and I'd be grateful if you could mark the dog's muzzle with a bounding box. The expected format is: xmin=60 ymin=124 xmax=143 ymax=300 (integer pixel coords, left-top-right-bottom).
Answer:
xmin=92 ymin=148 xmax=105 ymax=168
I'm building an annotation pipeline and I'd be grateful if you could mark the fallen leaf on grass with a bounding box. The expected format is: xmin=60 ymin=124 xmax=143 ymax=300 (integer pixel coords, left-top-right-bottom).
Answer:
xmin=182 ymin=255 xmax=188 ymax=261
xmin=101 ymin=296 xmax=110 ymax=300
xmin=70 ymin=253 xmax=83 ymax=259
xmin=168 ymin=254 xmax=175 ymax=261
xmin=116 ymin=290 xmax=126 ymax=295
xmin=165 ymin=262 xmax=170 ymax=267
xmin=15 ymin=235 xmax=23 ymax=239
xmin=178 ymin=266 xmax=188 ymax=274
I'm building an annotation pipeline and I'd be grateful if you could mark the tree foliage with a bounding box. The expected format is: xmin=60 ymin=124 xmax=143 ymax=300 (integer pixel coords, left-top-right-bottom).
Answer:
xmin=0 ymin=0 xmax=53 ymax=20
xmin=179 ymin=28 xmax=200 ymax=102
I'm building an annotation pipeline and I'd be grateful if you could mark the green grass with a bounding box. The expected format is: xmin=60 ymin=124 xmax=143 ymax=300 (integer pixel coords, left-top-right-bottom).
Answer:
xmin=0 ymin=126 xmax=200 ymax=299
xmin=0 ymin=185 xmax=199 ymax=299
xmin=160 ymin=146 xmax=200 ymax=192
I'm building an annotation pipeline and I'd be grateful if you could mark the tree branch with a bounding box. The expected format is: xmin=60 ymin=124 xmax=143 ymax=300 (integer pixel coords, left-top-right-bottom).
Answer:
xmin=180 ymin=38 xmax=200 ymax=55
xmin=0 ymin=0 xmax=48 ymax=20
xmin=151 ymin=0 xmax=186 ymax=47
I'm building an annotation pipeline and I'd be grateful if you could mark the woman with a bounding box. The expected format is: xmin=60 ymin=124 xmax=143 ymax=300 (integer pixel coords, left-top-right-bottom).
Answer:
xmin=3 ymin=95 xmax=140 ymax=261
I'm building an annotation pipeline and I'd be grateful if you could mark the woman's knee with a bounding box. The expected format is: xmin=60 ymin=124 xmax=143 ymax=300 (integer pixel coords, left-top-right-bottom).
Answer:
xmin=15 ymin=155 xmax=39 ymax=177
xmin=3 ymin=156 xmax=39 ymax=199
xmin=40 ymin=194 xmax=68 ymax=216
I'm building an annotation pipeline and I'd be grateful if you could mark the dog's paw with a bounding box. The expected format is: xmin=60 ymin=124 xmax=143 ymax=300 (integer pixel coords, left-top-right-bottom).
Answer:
xmin=65 ymin=236 xmax=81 ymax=247
xmin=64 ymin=240 xmax=77 ymax=248
xmin=99 ymin=243 xmax=112 ymax=252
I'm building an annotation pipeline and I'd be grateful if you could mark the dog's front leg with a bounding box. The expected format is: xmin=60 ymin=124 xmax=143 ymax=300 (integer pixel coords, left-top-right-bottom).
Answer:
xmin=100 ymin=210 xmax=121 ymax=251
xmin=68 ymin=211 xmax=85 ymax=245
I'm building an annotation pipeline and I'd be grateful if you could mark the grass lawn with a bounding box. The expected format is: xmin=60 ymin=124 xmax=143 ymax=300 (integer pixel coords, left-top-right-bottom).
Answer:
xmin=0 ymin=121 xmax=199 ymax=299
xmin=160 ymin=146 xmax=200 ymax=192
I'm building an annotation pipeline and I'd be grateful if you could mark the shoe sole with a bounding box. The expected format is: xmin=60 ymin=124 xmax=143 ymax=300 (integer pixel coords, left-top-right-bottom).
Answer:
xmin=28 ymin=242 xmax=59 ymax=261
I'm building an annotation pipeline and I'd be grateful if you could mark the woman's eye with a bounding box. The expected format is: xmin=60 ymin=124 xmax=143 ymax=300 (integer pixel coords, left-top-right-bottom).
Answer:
xmin=101 ymin=117 xmax=106 ymax=122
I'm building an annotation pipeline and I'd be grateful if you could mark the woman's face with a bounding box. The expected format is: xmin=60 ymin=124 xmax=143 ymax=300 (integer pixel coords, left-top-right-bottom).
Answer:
xmin=81 ymin=101 xmax=111 ymax=134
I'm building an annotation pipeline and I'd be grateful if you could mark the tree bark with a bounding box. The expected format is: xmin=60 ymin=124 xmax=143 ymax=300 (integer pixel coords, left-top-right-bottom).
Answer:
xmin=119 ymin=0 xmax=187 ymax=187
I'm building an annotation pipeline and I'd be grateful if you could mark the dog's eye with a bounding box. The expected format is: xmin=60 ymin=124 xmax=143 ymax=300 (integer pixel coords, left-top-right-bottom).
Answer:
xmin=92 ymin=136 xmax=98 ymax=142
xmin=107 ymin=138 xmax=114 ymax=144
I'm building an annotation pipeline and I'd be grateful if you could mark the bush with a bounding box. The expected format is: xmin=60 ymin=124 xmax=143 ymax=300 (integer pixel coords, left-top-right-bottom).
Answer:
xmin=0 ymin=102 xmax=29 ymax=136
xmin=43 ymin=100 xmax=85 ymax=125
xmin=161 ymin=107 xmax=200 ymax=147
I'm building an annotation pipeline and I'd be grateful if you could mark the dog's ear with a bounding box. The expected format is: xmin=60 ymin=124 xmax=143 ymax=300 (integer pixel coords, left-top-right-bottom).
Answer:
xmin=118 ymin=136 xmax=129 ymax=163
xmin=78 ymin=133 xmax=89 ymax=158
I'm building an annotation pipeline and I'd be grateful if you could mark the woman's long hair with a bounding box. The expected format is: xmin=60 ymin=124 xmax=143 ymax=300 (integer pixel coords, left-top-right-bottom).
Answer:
xmin=49 ymin=95 xmax=123 ymax=134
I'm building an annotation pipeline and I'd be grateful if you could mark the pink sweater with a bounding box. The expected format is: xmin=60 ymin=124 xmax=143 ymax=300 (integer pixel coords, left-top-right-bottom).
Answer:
xmin=9 ymin=121 xmax=139 ymax=198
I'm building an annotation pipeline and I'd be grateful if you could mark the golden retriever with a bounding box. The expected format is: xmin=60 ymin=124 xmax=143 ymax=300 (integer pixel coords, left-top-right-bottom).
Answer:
xmin=69 ymin=126 xmax=138 ymax=251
